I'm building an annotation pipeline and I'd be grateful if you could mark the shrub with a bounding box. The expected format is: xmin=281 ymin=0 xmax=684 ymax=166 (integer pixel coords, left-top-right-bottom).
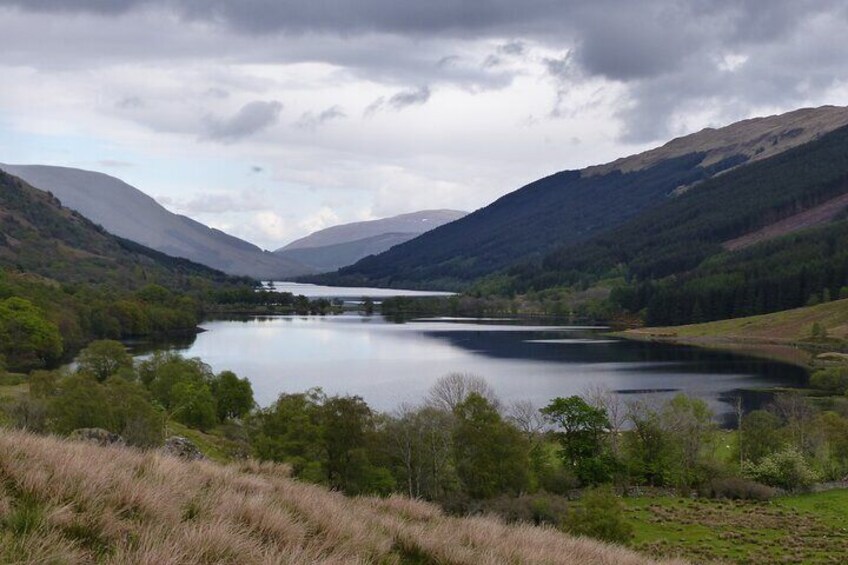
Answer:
xmin=480 ymin=494 xmax=570 ymax=527
xmin=810 ymin=367 xmax=848 ymax=394
xmin=743 ymin=447 xmax=818 ymax=491
xmin=699 ymin=477 xmax=777 ymax=501
xmin=564 ymin=485 xmax=633 ymax=545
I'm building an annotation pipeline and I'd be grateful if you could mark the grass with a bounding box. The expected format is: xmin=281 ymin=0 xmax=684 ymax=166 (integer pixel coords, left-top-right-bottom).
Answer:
xmin=620 ymin=299 xmax=848 ymax=369
xmin=626 ymin=299 xmax=848 ymax=343
xmin=0 ymin=429 xmax=676 ymax=564
xmin=626 ymin=490 xmax=848 ymax=563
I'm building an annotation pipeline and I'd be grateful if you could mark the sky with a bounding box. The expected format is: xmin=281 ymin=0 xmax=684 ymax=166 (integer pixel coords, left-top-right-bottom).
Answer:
xmin=0 ymin=1 xmax=847 ymax=250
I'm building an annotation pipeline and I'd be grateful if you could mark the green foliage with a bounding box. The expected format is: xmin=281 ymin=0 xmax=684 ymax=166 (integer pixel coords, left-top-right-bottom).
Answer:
xmin=48 ymin=373 xmax=112 ymax=433
xmin=810 ymin=366 xmax=848 ymax=394
xmin=739 ymin=410 xmax=784 ymax=463
xmin=170 ymin=380 xmax=217 ymax=431
xmin=452 ymin=393 xmax=531 ymax=498
xmin=76 ymin=340 xmax=133 ymax=382
xmin=660 ymin=395 xmax=716 ymax=488
xmin=743 ymin=447 xmax=819 ymax=491
xmin=564 ymin=485 xmax=633 ymax=544
xmin=319 ymin=153 xmax=734 ymax=288
xmin=137 ymin=352 xmax=213 ymax=410
xmin=542 ymin=396 xmax=613 ymax=484
xmin=28 ymin=370 xmax=58 ymax=399
xmin=248 ymin=389 xmax=326 ymax=476
xmin=210 ymin=370 xmax=254 ymax=421
xmin=0 ymin=297 xmax=62 ymax=371
xmin=102 ymin=376 xmax=164 ymax=447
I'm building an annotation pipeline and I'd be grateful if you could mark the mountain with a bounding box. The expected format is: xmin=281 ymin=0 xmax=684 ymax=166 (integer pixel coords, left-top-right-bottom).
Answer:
xmin=0 ymin=169 xmax=235 ymax=288
xmin=275 ymin=209 xmax=466 ymax=271
xmin=519 ymin=120 xmax=848 ymax=325
xmin=0 ymin=164 xmax=313 ymax=280
xmin=317 ymin=105 xmax=848 ymax=290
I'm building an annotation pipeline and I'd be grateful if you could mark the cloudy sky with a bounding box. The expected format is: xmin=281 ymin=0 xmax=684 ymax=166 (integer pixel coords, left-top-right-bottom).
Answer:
xmin=1 ymin=1 xmax=847 ymax=249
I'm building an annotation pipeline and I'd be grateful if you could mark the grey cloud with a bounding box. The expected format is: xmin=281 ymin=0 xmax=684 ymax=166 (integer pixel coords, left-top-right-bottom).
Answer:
xmin=116 ymin=96 xmax=144 ymax=109
xmin=2 ymin=0 xmax=848 ymax=144
xmin=365 ymin=86 xmax=432 ymax=116
xmin=498 ymin=41 xmax=525 ymax=56
xmin=388 ymin=86 xmax=431 ymax=109
xmin=295 ymin=105 xmax=346 ymax=130
xmin=203 ymin=100 xmax=283 ymax=142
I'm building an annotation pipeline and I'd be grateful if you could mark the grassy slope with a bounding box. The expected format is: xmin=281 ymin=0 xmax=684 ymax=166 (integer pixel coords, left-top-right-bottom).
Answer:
xmin=0 ymin=429 xmax=674 ymax=565
xmin=627 ymin=490 xmax=848 ymax=563
xmin=622 ymin=298 xmax=848 ymax=366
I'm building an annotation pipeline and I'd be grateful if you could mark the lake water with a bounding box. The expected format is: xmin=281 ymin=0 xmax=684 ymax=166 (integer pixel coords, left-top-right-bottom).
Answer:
xmin=264 ymin=281 xmax=455 ymax=299
xmin=133 ymin=314 xmax=807 ymax=424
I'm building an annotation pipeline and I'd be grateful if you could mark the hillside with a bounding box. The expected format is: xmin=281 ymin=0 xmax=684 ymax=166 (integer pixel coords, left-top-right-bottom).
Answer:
xmin=276 ymin=210 xmax=466 ymax=272
xmin=0 ymin=164 xmax=313 ymax=280
xmin=317 ymin=105 xmax=848 ymax=290
xmin=0 ymin=429 xmax=668 ymax=565
xmin=626 ymin=298 xmax=848 ymax=345
xmin=0 ymin=170 xmax=235 ymax=289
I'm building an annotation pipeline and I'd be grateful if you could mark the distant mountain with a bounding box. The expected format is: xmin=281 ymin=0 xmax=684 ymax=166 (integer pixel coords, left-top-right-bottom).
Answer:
xmin=316 ymin=105 xmax=848 ymax=290
xmin=275 ymin=210 xmax=466 ymax=271
xmin=0 ymin=169 xmax=235 ymax=288
xmin=0 ymin=164 xmax=314 ymax=280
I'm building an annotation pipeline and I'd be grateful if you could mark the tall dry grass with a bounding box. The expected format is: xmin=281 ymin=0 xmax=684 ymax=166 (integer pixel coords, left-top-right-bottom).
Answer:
xmin=0 ymin=429 xmax=684 ymax=564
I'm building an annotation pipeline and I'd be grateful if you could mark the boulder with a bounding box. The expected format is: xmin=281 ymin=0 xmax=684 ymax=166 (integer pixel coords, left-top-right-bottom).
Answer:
xmin=161 ymin=436 xmax=204 ymax=461
xmin=69 ymin=428 xmax=126 ymax=447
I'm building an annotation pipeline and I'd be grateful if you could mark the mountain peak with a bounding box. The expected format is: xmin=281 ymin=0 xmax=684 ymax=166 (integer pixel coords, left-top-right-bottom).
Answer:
xmin=584 ymin=105 xmax=848 ymax=177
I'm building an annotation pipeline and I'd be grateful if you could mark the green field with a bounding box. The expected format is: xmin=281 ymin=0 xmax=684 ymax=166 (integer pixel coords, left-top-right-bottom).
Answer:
xmin=627 ymin=490 xmax=848 ymax=563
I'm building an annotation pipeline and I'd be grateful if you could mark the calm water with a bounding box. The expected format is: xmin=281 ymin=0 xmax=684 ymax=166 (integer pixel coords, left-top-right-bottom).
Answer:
xmin=132 ymin=314 xmax=807 ymax=423
xmin=265 ymin=281 xmax=455 ymax=299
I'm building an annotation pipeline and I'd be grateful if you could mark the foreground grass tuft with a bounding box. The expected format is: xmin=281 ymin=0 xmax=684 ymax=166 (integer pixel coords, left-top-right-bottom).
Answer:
xmin=0 ymin=429 xmax=676 ymax=564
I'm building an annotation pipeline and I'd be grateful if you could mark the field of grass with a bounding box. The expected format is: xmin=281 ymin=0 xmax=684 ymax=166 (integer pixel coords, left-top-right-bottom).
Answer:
xmin=0 ymin=429 xmax=675 ymax=565
xmin=620 ymin=299 xmax=848 ymax=369
xmin=626 ymin=490 xmax=848 ymax=563
xmin=626 ymin=298 xmax=848 ymax=343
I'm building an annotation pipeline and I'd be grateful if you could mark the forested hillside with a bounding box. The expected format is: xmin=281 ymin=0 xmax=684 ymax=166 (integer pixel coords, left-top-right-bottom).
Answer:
xmin=314 ymin=106 xmax=848 ymax=291
xmin=510 ymin=123 xmax=848 ymax=325
xmin=0 ymin=170 xmax=250 ymax=369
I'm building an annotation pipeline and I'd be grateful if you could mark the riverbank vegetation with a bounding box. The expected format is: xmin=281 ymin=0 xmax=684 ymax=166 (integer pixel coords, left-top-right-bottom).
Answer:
xmin=4 ymin=349 xmax=848 ymax=561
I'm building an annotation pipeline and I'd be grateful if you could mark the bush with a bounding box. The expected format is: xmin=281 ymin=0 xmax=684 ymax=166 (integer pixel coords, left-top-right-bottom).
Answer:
xmin=564 ymin=485 xmax=633 ymax=545
xmin=699 ymin=477 xmax=777 ymax=501
xmin=810 ymin=367 xmax=848 ymax=394
xmin=743 ymin=447 xmax=819 ymax=491
xmin=480 ymin=494 xmax=570 ymax=527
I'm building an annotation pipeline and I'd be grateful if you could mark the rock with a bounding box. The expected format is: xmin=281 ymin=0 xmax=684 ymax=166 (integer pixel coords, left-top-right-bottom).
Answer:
xmin=69 ymin=428 xmax=126 ymax=447
xmin=161 ymin=436 xmax=204 ymax=461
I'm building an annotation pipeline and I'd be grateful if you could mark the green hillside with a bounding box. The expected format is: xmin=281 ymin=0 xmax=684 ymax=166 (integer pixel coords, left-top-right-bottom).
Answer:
xmin=0 ymin=170 xmax=250 ymax=369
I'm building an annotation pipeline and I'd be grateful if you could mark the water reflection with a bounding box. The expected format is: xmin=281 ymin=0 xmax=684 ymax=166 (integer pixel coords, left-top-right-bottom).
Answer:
xmin=131 ymin=314 xmax=806 ymax=423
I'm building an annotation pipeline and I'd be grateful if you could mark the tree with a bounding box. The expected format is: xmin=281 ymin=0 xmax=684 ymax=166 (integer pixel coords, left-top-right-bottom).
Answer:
xmin=427 ymin=373 xmax=500 ymax=413
xmin=211 ymin=370 xmax=254 ymax=421
xmin=76 ymin=339 xmax=133 ymax=382
xmin=742 ymin=447 xmax=818 ymax=491
xmin=660 ymin=394 xmax=716 ymax=488
xmin=48 ymin=373 xmax=111 ymax=434
xmin=170 ymin=380 xmax=217 ymax=431
xmin=320 ymin=395 xmax=392 ymax=495
xmin=385 ymin=404 xmax=457 ymax=500
xmin=564 ymin=485 xmax=633 ymax=544
xmin=248 ymin=389 xmax=326 ymax=481
xmin=0 ymin=297 xmax=62 ymax=371
xmin=739 ymin=410 xmax=784 ymax=463
xmin=103 ymin=376 xmax=164 ymax=447
xmin=453 ymin=393 xmax=530 ymax=498
xmin=624 ymin=398 xmax=672 ymax=486
xmin=542 ymin=395 xmax=612 ymax=483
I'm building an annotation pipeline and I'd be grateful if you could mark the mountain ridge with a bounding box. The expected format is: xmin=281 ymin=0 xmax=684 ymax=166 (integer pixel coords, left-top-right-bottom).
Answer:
xmin=0 ymin=164 xmax=313 ymax=280
xmin=276 ymin=209 xmax=466 ymax=272
xmin=316 ymin=105 xmax=848 ymax=290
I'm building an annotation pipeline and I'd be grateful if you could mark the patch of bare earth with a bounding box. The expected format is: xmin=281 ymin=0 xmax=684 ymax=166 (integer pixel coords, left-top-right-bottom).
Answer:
xmin=724 ymin=191 xmax=848 ymax=251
